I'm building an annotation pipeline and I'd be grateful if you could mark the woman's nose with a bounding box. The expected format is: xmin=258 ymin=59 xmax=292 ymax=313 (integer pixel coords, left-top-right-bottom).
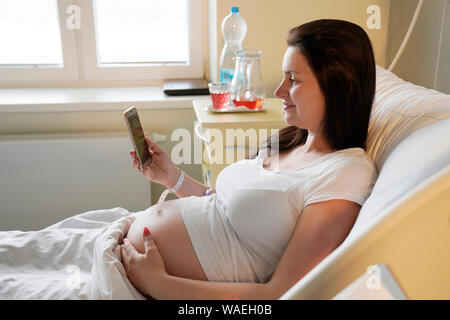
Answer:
xmin=274 ymin=81 xmax=288 ymax=99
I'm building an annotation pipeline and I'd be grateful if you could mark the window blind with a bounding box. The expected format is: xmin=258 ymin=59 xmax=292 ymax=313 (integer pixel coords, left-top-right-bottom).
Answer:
xmin=94 ymin=0 xmax=189 ymax=65
xmin=0 ymin=0 xmax=63 ymax=66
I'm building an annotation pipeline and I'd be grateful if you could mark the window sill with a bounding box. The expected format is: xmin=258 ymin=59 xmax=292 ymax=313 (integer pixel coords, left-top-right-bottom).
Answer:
xmin=0 ymin=86 xmax=208 ymax=113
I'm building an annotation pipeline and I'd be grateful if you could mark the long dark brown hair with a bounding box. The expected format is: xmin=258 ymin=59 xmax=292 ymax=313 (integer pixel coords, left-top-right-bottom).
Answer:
xmin=256 ymin=19 xmax=376 ymax=156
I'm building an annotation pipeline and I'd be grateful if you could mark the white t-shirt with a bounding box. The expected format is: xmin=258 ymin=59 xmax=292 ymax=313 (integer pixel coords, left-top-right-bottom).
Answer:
xmin=179 ymin=147 xmax=377 ymax=283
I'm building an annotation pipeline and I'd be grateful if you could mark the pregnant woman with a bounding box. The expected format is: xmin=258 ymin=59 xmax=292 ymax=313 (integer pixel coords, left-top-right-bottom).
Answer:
xmin=121 ymin=19 xmax=378 ymax=300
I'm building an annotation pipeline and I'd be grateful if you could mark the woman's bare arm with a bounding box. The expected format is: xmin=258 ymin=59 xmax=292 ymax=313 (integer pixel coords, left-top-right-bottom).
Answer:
xmin=130 ymin=136 xmax=215 ymax=198
xmin=268 ymin=199 xmax=361 ymax=297
xmin=167 ymin=167 xmax=215 ymax=198
xmin=151 ymin=274 xmax=274 ymax=300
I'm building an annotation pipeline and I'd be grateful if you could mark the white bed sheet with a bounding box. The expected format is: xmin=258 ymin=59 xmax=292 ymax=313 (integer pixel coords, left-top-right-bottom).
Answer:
xmin=0 ymin=207 xmax=146 ymax=300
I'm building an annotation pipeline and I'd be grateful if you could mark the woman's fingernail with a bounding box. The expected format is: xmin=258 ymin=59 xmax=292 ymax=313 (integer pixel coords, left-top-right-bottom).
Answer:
xmin=143 ymin=227 xmax=150 ymax=235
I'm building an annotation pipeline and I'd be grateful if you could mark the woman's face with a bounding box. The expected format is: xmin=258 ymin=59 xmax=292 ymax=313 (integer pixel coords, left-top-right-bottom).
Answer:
xmin=274 ymin=46 xmax=326 ymax=132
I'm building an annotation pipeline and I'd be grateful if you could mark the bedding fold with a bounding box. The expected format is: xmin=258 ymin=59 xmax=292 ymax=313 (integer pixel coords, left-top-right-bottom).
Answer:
xmin=0 ymin=207 xmax=146 ymax=300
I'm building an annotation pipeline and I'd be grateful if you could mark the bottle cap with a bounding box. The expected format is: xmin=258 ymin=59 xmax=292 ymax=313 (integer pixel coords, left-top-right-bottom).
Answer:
xmin=231 ymin=6 xmax=239 ymax=13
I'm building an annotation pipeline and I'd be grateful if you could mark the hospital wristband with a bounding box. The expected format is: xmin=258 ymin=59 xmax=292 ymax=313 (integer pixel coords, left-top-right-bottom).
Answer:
xmin=157 ymin=169 xmax=185 ymax=204
xmin=169 ymin=168 xmax=185 ymax=193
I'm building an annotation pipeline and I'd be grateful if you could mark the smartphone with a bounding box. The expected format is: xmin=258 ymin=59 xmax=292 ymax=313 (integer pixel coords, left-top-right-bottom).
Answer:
xmin=123 ymin=106 xmax=152 ymax=170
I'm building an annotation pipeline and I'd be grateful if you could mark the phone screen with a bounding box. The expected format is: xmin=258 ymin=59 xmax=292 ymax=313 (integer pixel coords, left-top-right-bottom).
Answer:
xmin=125 ymin=108 xmax=152 ymax=168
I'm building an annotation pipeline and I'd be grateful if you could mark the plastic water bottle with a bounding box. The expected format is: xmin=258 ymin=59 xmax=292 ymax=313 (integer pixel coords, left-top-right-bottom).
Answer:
xmin=219 ymin=6 xmax=247 ymax=83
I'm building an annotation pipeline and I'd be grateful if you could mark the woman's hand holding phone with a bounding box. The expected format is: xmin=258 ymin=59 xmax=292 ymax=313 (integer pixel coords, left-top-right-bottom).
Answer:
xmin=130 ymin=136 xmax=179 ymax=189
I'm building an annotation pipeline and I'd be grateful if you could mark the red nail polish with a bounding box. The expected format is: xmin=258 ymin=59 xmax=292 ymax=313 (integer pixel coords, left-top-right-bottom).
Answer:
xmin=143 ymin=227 xmax=150 ymax=235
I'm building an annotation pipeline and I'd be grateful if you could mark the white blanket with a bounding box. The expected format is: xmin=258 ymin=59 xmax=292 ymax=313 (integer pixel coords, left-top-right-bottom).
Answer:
xmin=0 ymin=207 xmax=147 ymax=300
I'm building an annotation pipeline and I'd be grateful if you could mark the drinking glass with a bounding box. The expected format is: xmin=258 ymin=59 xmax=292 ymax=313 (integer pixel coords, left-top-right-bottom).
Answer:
xmin=208 ymin=82 xmax=231 ymax=109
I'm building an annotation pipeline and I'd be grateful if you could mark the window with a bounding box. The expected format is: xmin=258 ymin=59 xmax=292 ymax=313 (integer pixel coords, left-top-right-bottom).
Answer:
xmin=0 ymin=0 xmax=204 ymax=84
xmin=0 ymin=0 xmax=63 ymax=65
xmin=95 ymin=0 xmax=189 ymax=64
xmin=0 ymin=0 xmax=78 ymax=82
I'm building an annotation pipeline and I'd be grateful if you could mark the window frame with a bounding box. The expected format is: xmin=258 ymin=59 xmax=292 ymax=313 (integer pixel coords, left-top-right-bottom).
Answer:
xmin=78 ymin=0 xmax=204 ymax=81
xmin=0 ymin=0 xmax=204 ymax=85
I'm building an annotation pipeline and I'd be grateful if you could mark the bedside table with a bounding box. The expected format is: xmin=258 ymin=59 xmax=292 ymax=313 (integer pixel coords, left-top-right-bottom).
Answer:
xmin=193 ymin=98 xmax=287 ymax=187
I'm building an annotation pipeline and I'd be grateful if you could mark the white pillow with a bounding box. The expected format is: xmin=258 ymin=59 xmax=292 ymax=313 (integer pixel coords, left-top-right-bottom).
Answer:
xmin=346 ymin=65 xmax=450 ymax=242
xmin=366 ymin=65 xmax=450 ymax=170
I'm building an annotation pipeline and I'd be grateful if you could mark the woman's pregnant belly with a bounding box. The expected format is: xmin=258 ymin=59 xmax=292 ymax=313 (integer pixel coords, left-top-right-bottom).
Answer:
xmin=125 ymin=199 xmax=208 ymax=281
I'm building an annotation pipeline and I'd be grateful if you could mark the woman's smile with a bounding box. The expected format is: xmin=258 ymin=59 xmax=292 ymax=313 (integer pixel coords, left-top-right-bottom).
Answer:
xmin=282 ymin=103 xmax=296 ymax=111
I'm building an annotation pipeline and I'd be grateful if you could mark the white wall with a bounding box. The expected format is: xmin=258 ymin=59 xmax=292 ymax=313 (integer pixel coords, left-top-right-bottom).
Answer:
xmin=386 ymin=0 xmax=450 ymax=94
